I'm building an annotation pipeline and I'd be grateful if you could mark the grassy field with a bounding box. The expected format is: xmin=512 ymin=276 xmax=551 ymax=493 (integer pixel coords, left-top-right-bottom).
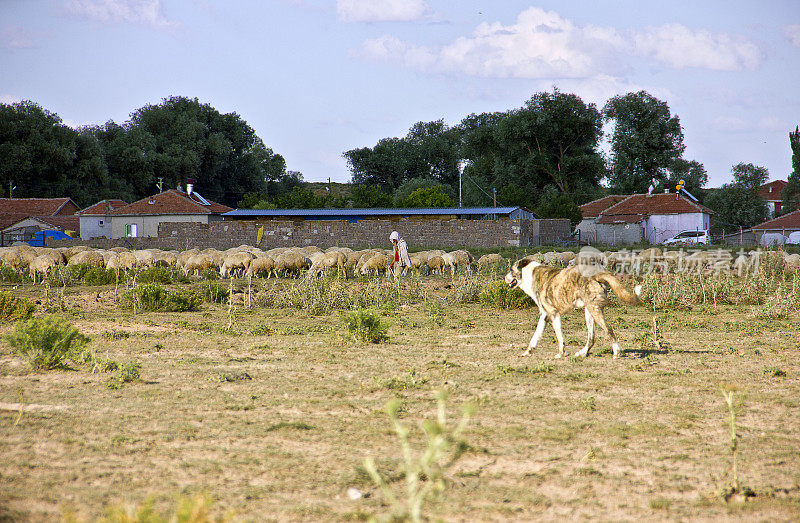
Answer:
xmin=1 ymin=273 xmax=799 ymax=521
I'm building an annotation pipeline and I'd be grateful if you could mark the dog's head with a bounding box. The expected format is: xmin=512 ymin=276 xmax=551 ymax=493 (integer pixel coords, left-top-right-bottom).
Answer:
xmin=505 ymin=258 xmax=539 ymax=290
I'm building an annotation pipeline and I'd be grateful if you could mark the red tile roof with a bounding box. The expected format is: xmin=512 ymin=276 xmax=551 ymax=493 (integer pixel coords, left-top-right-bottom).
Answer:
xmin=757 ymin=180 xmax=787 ymax=201
xmin=3 ymin=215 xmax=80 ymax=233
xmin=579 ymin=195 xmax=628 ymax=218
xmin=0 ymin=197 xmax=79 ymax=216
xmin=750 ymin=209 xmax=800 ymax=230
xmin=596 ymin=193 xmax=713 ymax=225
xmin=79 ymin=199 xmax=128 ymax=215
xmin=110 ymin=190 xmax=232 ymax=216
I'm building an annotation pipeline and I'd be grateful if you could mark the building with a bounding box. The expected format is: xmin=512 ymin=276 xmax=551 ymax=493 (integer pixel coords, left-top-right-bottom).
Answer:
xmin=106 ymin=188 xmax=231 ymax=238
xmin=77 ymin=199 xmax=128 ymax=240
xmin=758 ymin=180 xmax=787 ymax=218
xmin=0 ymin=197 xmax=81 ymax=244
xmin=578 ymin=192 xmax=713 ymax=245
xmin=575 ymin=195 xmax=627 ymax=244
xmin=749 ymin=209 xmax=800 ymax=244
xmin=222 ymin=206 xmax=536 ymax=223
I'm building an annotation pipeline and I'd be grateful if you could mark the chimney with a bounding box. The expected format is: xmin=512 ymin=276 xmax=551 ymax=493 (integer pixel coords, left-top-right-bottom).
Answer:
xmin=186 ymin=178 xmax=194 ymax=196
xmin=663 ymin=182 xmax=670 ymax=194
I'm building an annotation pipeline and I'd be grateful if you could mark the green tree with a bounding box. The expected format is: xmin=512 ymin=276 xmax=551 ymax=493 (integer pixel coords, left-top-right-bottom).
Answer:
xmin=782 ymin=126 xmax=800 ymax=213
xmin=401 ymin=187 xmax=454 ymax=208
xmin=706 ymin=163 xmax=769 ymax=230
xmin=0 ymin=101 xmax=109 ymax=206
xmin=603 ymin=91 xmax=686 ymax=194
xmin=393 ymin=177 xmax=455 ymax=206
xmin=352 ymin=185 xmax=392 ymax=208
xmin=534 ymin=187 xmax=582 ymax=228
xmin=274 ymin=186 xmax=324 ymax=209
xmin=666 ymin=158 xmax=708 ymax=197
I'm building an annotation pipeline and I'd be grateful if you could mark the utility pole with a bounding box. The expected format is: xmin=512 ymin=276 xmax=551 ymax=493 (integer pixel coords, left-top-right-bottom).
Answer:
xmin=8 ymin=181 xmax=15 ymax=198
xmin=492 ymin=187 xmax=497 ymax=220
xmin=156 ymin=177 xmax=164 ymax=193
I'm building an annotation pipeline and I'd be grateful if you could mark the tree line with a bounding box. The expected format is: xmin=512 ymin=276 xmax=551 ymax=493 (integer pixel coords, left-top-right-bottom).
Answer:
xmin=0 ymin=96 xmax=287 ymax=208
xmin=2 ymin=91 xmax=797 ymax=230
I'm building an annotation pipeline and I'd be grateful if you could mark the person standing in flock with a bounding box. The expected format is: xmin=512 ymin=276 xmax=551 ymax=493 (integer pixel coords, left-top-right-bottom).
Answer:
xmin=389 ymin=231 xmax=412 ymax=279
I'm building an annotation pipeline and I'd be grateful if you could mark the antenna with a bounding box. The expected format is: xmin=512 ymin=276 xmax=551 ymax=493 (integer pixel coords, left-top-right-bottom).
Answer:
xmin=9 ymin=181 xmax=16 ymax=198
xmin=156 ymin=177 xmax=164 ymax=192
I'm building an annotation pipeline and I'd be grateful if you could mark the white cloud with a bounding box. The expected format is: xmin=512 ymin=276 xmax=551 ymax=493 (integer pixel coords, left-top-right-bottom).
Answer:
xmin=634 ymin=23 xmax=761 ymax=70
xmin=337 ymin=0 xmax=431 ymax=23
xmin=1 ymin=26 xmax=35 ymax=49
xmin=64 ymin=0 xmax=175 ymax=30
xmin=710 ymin=116 xmax=749 ymax=132
xmin=784 ymin=24 xmax=800 ymax=47
xmin=557 ymin=75 xmax=672 ymax=107
xmin=359 ymin=7 xmax=625 ymax=79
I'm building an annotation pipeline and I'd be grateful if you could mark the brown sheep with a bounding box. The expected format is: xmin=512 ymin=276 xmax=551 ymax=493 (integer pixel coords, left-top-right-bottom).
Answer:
xmin=183 ymin=254 xmax=215 ymax=277
xmin=426 ymin=255 xmax=445 ymax=275
xmin=246 ymin=256 xmax=278 ymax=279
xmin=275 ymin=251 xmax=310 ymax=278
xmin=220 ymin=251 xmax=254 ymax=278
xmin=359 ymin=253 xmax=390 ymax=276
xmin=67 ymin=250 xmax=105 ymax=268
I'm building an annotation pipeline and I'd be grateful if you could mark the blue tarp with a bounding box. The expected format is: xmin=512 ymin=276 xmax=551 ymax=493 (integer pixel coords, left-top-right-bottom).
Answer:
xmin=26 ymin=230 xmax=72 ymax=247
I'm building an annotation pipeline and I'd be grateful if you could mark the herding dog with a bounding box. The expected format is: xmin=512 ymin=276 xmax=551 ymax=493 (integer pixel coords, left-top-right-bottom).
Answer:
xmin=505 ymin=258 xmax=642 ymax=359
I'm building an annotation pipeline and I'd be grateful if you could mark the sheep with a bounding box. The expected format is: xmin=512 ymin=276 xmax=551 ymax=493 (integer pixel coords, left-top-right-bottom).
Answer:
xmin=219 ymin=251 xmax=254 ymax=278
xmin=784 ymin=254 xmax=800 ymax=274
xmin=275 ymin=251 xmax=310 ymax=278
xmin=133 ymin=250 xmax=155 ymax=269
xmin=67 ymin=250 xmax=105 ymax=268
xmin=246 ymin=256 xmax=278 ymax=279
xmin=183 ymin=254 xmax=215 ymax=277
xmin=176 ymin=249 xmax=200 ymax=270
xmin=477 ymin=253 xmax=506 ymax=272
xmin=359 ymin=253 xmax=390 ymax=277
xmin=308 ymin=250 xmax=348 ymax=279
xmin=1 ymin=250 xmax=22 ymax=269
xmin=427 ymin=255 xmax=445 ymax=275
xmin=29 ymin=255 xmax=57 ymax=284
xmin=152 ymin=250 xmax=178 ymax=267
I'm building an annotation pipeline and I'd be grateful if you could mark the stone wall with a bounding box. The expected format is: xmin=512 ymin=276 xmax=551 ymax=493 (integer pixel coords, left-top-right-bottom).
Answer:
xmin=47 ymin=218 xmax=571 ymax=250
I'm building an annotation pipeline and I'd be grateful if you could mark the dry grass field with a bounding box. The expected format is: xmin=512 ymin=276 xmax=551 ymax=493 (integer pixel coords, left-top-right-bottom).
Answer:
xmin=1 ymin=270 xmax=799 ymax=521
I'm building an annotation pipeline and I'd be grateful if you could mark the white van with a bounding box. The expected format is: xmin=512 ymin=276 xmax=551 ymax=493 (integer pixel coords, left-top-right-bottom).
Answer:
xmin=663 ymin=229 xmax=710 ymax=246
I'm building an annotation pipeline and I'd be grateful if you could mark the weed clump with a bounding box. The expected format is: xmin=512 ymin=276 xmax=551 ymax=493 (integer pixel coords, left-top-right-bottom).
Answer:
xmin=5 ymin=316 xmax=90 ymax=370
xmin=120 ymin=284 xmax=201 ymax=313
xmin=344 ymin=309 xmax=388 ymax=343
xmin=0 ymin=291 xmax=36 ymax=322
xmin=479 ymin=280 xmax=535 ymax=309
xmin=195 ymin=280 xmax=230 ymax=304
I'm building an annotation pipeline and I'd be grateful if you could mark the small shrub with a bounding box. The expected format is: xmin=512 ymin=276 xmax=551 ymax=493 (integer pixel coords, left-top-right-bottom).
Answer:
xmin=0 ymin=291 xmax=36 ymax=322
xmin=344 ymin=309 xmax=389 ymax=343
xmin=5 ymin=316 xmax=90 ymax=370
xmin=62 ymin=263 xmax=118 ymax=286
xmin=0 ymin=266 xmax=24 ymax=283
xmin=120 ymin=284 xmax=201 ymax=313
xmin=195 ymin=281 xmax=230 ymax=304
xmin=479 ymin=280 xmax=534 ymax=309
xmin=102 ymin=329 xmax=131 ymax=340
xmin=137 ymin=266 xmax=175 ymax=284
xmin=763 ymin=367 xmax=786 ymax=378
xmin=107 ymin=362 xmax=142 ymax=389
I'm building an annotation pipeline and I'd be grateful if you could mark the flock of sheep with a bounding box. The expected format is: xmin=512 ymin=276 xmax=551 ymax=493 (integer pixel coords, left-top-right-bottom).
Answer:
xmin=2 ymin=243 xmax=799 ymax=285
xmin=0 ymin=244 xmax=508 ymax=283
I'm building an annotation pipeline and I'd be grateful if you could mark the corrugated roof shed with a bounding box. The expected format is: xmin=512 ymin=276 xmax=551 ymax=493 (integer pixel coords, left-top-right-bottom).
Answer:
xmin=224 ymin=206 xmax=534 ymax=221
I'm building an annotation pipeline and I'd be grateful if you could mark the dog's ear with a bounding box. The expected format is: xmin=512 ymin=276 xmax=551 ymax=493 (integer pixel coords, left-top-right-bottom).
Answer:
xmin=515 ymin=258 xmax=533 ymax=271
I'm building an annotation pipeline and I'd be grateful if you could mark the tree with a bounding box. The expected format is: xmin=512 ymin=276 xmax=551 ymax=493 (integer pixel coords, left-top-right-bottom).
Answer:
xmin=666 ymin=158 xmax=708 ymax=197
xmin=400 ymin=187 xmax=454 ymax=208
xmin=352 ymin=184 xmax=392 ymax=208
xmin=706 ymin=163 xmax=769 ymax=230
xmin=393 ymin=177 xmax=455 ymax=207
xmin=603 ymin=91 xmax=686 ymax=194
xmin=534 ymin=187 xmax=582 ymax=228
xmin=781 ymin=126 xmax=800 ymax=213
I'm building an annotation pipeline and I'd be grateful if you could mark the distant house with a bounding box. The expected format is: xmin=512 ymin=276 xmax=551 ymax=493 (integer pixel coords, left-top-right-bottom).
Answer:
xmin=0 ymin=197 xmax=80 ymax=229
xmin=107 ymin=188 xmax=232 ymax=238
xmin=575 ymin=195 xmax=627 ymax=244
xmin=578 ymin=192 xmax=713 ymax=245
xmin=77 ymin=199 xmax=128 ymax=240
xmin=0 ymin=197 xmax=81 ymax=243
xmin=757 ymin=180 xmax=787 ymax=218
xmin=749 ymin=209 xmax=800 ymax=244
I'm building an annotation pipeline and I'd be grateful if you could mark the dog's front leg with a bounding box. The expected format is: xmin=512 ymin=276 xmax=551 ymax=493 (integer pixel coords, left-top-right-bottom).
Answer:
xmin=552 ymin=313 xmax=566 ymax=358
xmin=522 ymin=312 xmax=547 ymax=356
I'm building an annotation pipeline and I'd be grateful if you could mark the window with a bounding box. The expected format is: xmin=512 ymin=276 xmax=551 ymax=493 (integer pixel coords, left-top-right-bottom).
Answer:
xmin=99 ymin=220 xmax=104 ymax=226
xmin=125 ymin=223 xmax=137 ymax=237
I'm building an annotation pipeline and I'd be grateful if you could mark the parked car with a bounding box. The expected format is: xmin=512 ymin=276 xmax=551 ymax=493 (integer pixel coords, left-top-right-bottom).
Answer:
xmin=663 ymin=229 xmax=710 ymax=246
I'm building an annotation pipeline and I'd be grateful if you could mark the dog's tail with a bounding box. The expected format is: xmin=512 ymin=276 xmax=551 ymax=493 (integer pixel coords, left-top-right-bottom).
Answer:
xmin=593 ymin=272 xmax=642 ymax=305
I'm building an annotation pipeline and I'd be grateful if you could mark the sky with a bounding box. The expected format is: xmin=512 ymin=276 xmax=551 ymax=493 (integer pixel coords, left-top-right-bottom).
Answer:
xmin=1 ymin=0 xmax=799 ymax=189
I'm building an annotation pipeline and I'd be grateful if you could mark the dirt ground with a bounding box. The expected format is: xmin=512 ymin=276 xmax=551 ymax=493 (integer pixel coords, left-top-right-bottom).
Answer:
xmin=1 ymin=277 xmax=799 ymax=521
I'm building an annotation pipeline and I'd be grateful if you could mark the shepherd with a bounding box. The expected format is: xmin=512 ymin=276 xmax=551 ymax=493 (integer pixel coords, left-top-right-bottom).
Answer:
xmin=389 ymin=231 xmax=412 ymax=280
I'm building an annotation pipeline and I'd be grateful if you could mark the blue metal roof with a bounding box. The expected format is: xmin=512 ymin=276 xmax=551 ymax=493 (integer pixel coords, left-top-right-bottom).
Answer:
xmin=224 ymin=206 xmax=530 ymax=218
